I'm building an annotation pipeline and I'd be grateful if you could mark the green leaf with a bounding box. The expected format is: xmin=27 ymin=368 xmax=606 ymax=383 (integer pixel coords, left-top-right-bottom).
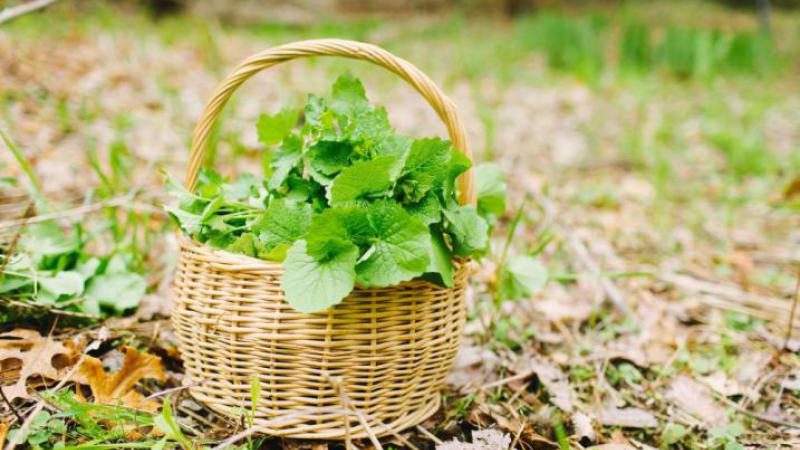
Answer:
xmin=355 ymin=200 xmax=431 ymax=287
xmin=260 ymin=242 xmax=290 ymax=261
xmin=350 ymin=107 xmax=392 ymax=143
xmin=226 ymin=233 xmax=262 ymax=258
xmin=445 ymin=147 xmax=472 ymax=199
xmin=330 ymin=72 xmax=369 ymax=116
xmin=163 ymin=170 xmax=197 ymax=207
xmin=252 ymin=199 xmax=312 ymax=249
xmin=397 ymin=138 xmax=451 ymax=203
xmin=163 ymin=205 xmax=202 ymax=235
xmin=498 ymin=255 xmax=548 ymax=301
xmin=281 ymin=240 xmax=358 ymax=313
xmin=308 ymin=141 xmax=353 ymax=178
xmin=404 ymin=191 xmax=442 ymax=225
xmin=661 ymin=423 xmax=688 ymax=446
xmin=443 ymin=205 xmax=489 ymax=257
xmin=85 ymin=272 xmax=146 ymax=314
xmin=426 ymin=230 xmax=455 ymax=288
xmin=329 ymin=155 xmax=400 ymax=205
xmin=257 ymin=108 xmax=298 ymax=146
xmin=0 ymin=276 xmax=31 ymax=294
xmin=306 ymin=207 xmax=371 ymax=260
xmin=223 ymin=173 xmax=261 ymax=202
xmin=21 ymin=221 xmax=78 ymax=256
xmin=268 ymin=134 xmax=303 ymax=189
xmin=475 ymin=163 xmax=507 ymax=220
xmin=38 ymin=271 xmax=84 ymax=303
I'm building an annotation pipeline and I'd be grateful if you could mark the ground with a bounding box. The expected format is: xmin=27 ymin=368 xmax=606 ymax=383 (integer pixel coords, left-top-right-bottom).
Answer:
xmin=0 ymin=1 xmax=799 ymax=449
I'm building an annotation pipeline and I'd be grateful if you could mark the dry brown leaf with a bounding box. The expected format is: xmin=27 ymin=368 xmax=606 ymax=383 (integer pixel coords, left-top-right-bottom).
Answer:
xmin=783 ymin=177 xmax=800 ymax=201
xmin=0 ymin=421 xmax=8 ymax=449
xmin=73 ymin=345 xmax=165 ymax=412
xmin=514 ymin=354 xmax=574 ymax=412
xmin=598 ymin=407 xmax=657 ymax=428
xmin=666 ymin=375 xmax=727 ymax=426
xmin=0 ymin=329 xmax=77 ymax=401
xmin=437 ymin=429 xmax=512 ymax=450
xmin=447 ymin=344 xmax=500 ymax=390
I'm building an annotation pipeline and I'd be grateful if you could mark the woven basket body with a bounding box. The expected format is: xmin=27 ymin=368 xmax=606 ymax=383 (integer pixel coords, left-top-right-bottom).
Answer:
xmin=171 ymin=39 xmax=474 ymax=439
xmin=173 ymin=238 xmax=468 ymax=438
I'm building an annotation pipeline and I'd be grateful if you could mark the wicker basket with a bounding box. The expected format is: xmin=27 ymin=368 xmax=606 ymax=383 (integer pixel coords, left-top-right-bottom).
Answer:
xmin=172 ymin=39 xmax=474 ymax=439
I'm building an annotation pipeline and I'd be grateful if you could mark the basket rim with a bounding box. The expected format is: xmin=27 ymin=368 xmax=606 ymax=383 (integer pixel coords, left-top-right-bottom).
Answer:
xmin=178 ymin=235 xmax=470 ymax=289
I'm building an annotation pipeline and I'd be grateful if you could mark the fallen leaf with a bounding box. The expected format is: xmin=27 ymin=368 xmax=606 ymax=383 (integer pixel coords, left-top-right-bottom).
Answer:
xmin=781 ymin=370 xmax=800 ymax=391
xmin=666 ymin=375 xmax=727 ymax=426
xmin=572 ymin=411 xmax=596 ymax=445
xmin=783 ymin=177 xmax=800 ymax=201
xmin=514 ymin=353 xmax=574 ymax=412
xmin=437 ymin=429 xmax=511 ymax=450
xmin=598 ymin=407 xmax=657 ymax=428
xmin=73 ymin=345 xmax=165 ymax=412
xmin=0 ymin=329 xmax=77 ymax=401
xmin=447 ymin=344 xmax=500 ymax=390
xmin=0 ymin=421 xmax=7 ymax=448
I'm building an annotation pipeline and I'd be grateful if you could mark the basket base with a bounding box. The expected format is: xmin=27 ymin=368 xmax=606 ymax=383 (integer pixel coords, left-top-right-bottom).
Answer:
xmin=186 ymin=377 xmax=442 ymax=440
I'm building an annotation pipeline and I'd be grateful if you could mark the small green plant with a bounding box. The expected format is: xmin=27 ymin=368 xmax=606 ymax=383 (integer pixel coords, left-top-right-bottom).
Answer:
xmin=708 ymin=422 xmax=746 ymax=450
xmin=619 ymin=22 xmax=652 ymax=73
xmin=518 ymin=13 xmax=606 ymax=83
xmin=0 ymin=220 xmax=147 ymax=318
xmin=7 ymin=410 xmax=67 ymax=449
xmin=166 ymin=73 xmax=505 ymax=313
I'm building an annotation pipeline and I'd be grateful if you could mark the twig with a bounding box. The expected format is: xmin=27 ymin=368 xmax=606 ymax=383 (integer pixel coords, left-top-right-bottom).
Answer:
xmin=480 ymin=369 xmax=535 ymax=391
xmin=662 ymin=272 xmax=799 ymax=333
xmin=785 ymin=271 xmax=800 ymax=351
xmin=0 ymin=192 xmax=159 ymax=230
xmin=705 ymin=382 xmax=800 ymax=430
xmin=568 ymin=235 xmax=631 ymax=315
xmin=0 ymin=387 xmax=23 ymax=424
xmin=144 ymin=382 xmax=203 ymax=401
xmin=415 ymin=424 xmax=443 ymax=445
xmin=0 ymin=0 xmax=59 ymax=25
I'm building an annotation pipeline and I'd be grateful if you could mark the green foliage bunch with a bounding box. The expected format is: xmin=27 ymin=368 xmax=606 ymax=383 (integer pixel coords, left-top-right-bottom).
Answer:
xmin=166 ymin=73 xmax=506 ymax=313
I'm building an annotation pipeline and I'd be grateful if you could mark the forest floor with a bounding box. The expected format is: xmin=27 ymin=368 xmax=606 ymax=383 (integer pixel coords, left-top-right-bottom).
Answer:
xmin=0 ymin=1 xmax=799 ymax=449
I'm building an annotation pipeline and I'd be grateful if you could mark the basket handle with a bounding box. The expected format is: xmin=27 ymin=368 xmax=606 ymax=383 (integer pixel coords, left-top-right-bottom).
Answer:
xmin=185 ymin=38 xmax=474 ymax=206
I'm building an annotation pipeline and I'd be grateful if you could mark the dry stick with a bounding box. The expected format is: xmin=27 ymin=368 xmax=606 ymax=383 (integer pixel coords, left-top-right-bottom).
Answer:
xmin=785 ymin=271 xmax=800 ymax=351
xmin=0 ymin=0 xmax=59 ymax=25
xmin=480 ymin=369 xmax=535 ymax=391
xmin=0 ymin=387 xmax=23 ymax=424
xmin=0 ymin=193 xmax=155 ymax=230
xmin=415 ymin=424 xmax=443 ymax=445
xmin=144 ymin=382 xmax=204 ymax=401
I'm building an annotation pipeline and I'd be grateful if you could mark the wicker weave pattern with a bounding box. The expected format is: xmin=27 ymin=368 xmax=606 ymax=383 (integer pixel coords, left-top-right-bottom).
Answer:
xmin=173 ymin=238 xmax=468 ymax=438
xmin=172 ymin=39 xmax=473 ymax=439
